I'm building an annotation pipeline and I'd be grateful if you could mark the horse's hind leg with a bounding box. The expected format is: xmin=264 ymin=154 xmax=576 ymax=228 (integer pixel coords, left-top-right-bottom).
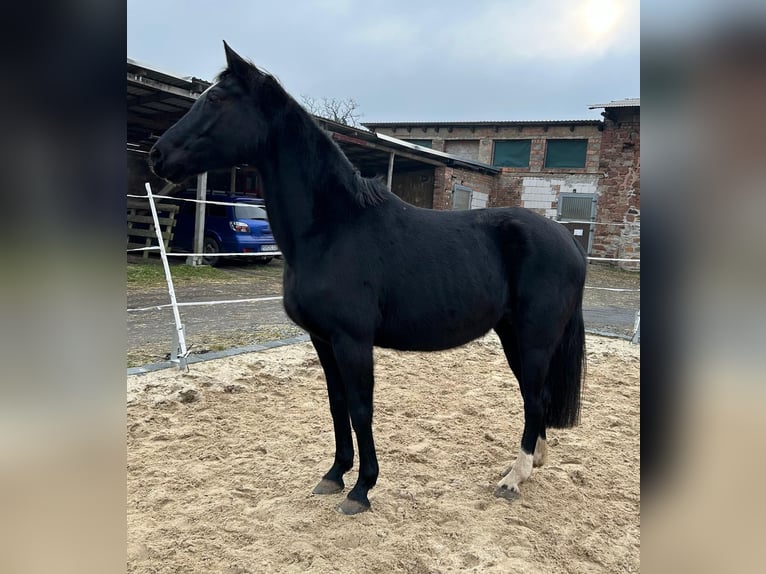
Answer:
xmin=494 ymin=320 xmax=548 ymax=470
xmin=311 ymin=336 xmax=354 ymax=495
xmin=494 ymin=314 xmax=561 ymax=500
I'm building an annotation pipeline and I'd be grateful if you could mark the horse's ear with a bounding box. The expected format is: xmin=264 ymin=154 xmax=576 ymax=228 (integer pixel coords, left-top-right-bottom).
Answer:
xmin=223 ymin=41 xmax=252 ymax=80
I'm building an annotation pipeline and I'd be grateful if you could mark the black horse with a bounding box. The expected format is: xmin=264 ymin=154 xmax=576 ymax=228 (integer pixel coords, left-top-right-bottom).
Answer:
xmin=150 ymin=42 xmax=587 ymax=515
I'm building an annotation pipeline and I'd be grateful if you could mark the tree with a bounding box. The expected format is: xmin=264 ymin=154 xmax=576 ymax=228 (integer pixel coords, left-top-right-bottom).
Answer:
xmin=300 ymin=95 xmax=362 ymax=127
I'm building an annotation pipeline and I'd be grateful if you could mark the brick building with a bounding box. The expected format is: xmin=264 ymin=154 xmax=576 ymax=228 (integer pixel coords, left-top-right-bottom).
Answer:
xmin=365 ymin=99 xmax=640 ymax=266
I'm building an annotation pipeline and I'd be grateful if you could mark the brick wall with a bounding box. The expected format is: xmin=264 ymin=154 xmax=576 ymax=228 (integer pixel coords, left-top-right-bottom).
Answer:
xmin=432 ymin=166 xmax=497 ymax=210
xmin=386 ymin=123 xmax=605 ymax=219
xmin=391 ymin=123 xmax=602 ymax=170
xmin=432 ymin=166 xmax=454 ymax=210
xmin=517 ymin=175 xmax=600 ymax=218
xmin=592 ymin=108 xmax=640 ymax=268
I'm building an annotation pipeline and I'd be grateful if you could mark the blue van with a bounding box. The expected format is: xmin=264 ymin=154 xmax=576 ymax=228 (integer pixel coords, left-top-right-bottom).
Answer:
xmin=170 ymin=192 xmax=280 ymax=266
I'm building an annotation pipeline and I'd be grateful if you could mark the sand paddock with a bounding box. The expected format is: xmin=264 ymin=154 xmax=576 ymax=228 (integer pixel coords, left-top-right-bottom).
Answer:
xmin=127 ymin=334 xmax=639 ymax=573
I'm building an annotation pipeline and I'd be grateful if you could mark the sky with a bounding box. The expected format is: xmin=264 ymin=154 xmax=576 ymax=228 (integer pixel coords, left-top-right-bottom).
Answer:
xmin=127 ymin=0 xmax=640 ymax=123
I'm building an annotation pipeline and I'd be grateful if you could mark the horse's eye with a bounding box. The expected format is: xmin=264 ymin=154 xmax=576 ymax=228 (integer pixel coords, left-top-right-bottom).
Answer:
xmin=208 ymin=92 xmax=222 ymax=104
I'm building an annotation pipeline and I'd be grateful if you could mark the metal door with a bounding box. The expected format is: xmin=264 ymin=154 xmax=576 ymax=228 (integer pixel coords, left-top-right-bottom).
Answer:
xmin=557 ymin=193 xmax=596 ymax=253
xmin=452 ymin=184 xmax=473 ymax=210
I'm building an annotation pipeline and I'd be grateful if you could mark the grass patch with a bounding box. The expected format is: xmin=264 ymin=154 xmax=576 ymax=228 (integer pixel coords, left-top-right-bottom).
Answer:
xmin=127 ymin=260 xmax=231 ymax=288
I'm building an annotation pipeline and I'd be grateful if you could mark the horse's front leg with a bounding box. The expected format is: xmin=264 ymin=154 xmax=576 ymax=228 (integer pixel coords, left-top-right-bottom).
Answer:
xmin=311 ymin=336 xmax=354 ymax=495
xmin=330 ymin=335 xmax=378 ymax=515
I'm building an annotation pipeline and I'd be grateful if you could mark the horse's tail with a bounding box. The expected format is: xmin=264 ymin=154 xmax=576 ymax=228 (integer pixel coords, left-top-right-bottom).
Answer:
xmin=544 ymin=297 xmax=586 ymax=428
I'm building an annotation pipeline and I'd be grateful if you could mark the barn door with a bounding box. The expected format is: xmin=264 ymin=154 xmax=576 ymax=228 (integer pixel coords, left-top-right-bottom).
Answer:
xmin=558 ymin=193 xmax=596 ymax=253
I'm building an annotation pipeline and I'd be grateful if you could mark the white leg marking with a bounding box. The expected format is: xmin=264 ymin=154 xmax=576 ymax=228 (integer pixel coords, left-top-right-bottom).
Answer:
xmin=496 ymin=449 xmax=534 ymax=495
xmin=533 ymin=437 xmax=548 ymax=467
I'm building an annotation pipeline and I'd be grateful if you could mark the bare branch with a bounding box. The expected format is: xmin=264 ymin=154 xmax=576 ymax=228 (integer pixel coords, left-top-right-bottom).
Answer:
xmin=300 ymin=95 xmax=363 ymax=127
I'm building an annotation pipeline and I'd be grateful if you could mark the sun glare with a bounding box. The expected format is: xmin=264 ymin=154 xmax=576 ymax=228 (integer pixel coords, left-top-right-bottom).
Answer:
xmin=581 ymin=0 xmax=624 ymax=39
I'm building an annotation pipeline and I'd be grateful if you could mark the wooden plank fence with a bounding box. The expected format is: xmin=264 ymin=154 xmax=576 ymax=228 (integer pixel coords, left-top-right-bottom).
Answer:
xmin=127 ymin=199 xmax=180 ymax=258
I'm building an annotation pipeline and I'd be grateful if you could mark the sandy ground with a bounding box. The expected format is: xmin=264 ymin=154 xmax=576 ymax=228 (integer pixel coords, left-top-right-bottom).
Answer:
xmin=127 ymin=334 xmax=639 ymax=573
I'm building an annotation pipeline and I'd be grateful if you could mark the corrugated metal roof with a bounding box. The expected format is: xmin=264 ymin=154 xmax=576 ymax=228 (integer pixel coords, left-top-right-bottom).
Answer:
xmin=363 ymin=119 xmax=602 ymax=128
xmin=588 ymin=98 xmax=640 ymax=109
xmin=315 ymin=117 xmax=500 ymax=174
xmin=127 ymin=58 xmax=211 ymax=91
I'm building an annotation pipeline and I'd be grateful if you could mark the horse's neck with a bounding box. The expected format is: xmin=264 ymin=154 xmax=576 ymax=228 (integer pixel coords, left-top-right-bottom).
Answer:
xmin=257 ymin=107 xmax=355 ymax=263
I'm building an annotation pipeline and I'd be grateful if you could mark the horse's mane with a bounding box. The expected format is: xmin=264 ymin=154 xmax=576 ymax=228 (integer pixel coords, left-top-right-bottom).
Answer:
xmin=216 ymin=62 xmax=390 ymax=210
xmin=352 ymin=174 xmax=390 ymax=208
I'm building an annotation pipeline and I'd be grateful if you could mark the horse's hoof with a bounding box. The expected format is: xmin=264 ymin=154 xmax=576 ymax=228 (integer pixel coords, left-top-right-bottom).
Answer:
xmin=336 ymin=497 xmax=370 ymax=515
xmin=312 ymin=478 xmax=344 ymax=495
xmin=494 ymin=484 xmax=521 ymax=501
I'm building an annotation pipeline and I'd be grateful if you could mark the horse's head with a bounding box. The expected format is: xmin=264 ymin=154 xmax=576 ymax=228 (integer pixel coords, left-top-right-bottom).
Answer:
xmin=149 ymin=41 xmax=284 ymax=182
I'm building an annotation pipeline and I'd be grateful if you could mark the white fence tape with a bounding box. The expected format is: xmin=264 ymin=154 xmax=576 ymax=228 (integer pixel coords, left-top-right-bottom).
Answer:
xmin=127 ymin=193 xmax=259 ymax=209
xmin=587 ymin=257 xmax=640 ymax=263
xmin=584 ymin=286 xmax=640 ymax=292
xmin=559 ymin=219 xmax=639 ymax=227
xmin=128 ymin=295 xmax=284 ymax=313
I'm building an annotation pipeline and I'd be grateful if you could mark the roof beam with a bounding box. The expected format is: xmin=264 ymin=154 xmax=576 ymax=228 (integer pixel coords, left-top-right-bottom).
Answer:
xmin=127 ymin=72 xmax=204 ymax=101
xmin=129 ymin=91 xmax=181 ymax=107
xmin=332 ymin=133 xmax=445 ymax=167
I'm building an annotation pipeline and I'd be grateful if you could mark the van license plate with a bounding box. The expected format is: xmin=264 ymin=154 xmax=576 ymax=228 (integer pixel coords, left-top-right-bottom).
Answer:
xmin=261 ymin=244 xmax=278 ymax=252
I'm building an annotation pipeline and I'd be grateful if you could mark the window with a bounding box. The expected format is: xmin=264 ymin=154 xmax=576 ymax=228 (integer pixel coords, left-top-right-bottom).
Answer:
xmin=544 ymin=139 xmax=588 ymax=168
xmin=452 ymin=185 xmax=472 ymax=210
xmin=206 ymin=203 xmax=227 ymax=218
xmin=234 ymin=204 xmax=267 ymax=220
xmin=406 ymin=139 xmax=432 ymax=148
xmin=492 ymin=140 xmax=531 ymax=167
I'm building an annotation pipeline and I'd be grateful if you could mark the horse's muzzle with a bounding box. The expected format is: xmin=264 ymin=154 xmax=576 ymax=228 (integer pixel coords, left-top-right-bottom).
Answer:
xmin=148 ymin=144 xmax=184 ymax=182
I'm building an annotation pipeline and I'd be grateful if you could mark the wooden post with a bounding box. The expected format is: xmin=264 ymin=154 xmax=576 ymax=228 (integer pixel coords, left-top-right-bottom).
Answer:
xmin=386 ymin=152 xmax=395 ymax=190
xmin=189 ymin=172 xmax=207 ymax=266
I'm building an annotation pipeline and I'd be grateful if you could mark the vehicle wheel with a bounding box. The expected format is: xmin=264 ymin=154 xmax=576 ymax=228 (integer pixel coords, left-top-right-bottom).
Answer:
xmin=202 ymin=237 xmax=221 ymax=267
xmin=254 ymin=257 xmax=273 ymax=265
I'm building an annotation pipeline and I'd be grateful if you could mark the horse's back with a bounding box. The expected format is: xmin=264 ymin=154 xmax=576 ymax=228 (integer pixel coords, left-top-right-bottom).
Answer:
xmin=368 ymin=201 xmax=583 ymax=351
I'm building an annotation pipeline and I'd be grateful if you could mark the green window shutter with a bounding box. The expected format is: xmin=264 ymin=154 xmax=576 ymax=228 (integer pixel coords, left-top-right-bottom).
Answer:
xmin=492 ymin=140 xmax=531 ymax=167
xmin=544 ymin=139 xmax=588 ymax=168
xmin=406 ymin=139 xmax=432 ymax=148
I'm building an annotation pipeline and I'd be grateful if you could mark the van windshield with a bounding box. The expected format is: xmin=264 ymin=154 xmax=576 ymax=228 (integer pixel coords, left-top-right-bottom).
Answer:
xmin=234 ymin=204 xmax=267 ymax=220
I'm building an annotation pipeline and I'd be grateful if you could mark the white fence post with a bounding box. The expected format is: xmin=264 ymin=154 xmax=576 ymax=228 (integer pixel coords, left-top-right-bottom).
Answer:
xmin=631 ymin=310 xmax=641 ymax=344
xmin=190 ymin=171 xmax=208 ymax=266
xmin=145 ymin=182 xmax=189 ymax=369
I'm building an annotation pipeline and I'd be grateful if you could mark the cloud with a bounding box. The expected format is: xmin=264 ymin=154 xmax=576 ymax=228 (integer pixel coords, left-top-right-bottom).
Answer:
xmin=344 ymin=0 xmax=638 ymax=66
xmin=448 ymin=0 xmax=638 ymax=63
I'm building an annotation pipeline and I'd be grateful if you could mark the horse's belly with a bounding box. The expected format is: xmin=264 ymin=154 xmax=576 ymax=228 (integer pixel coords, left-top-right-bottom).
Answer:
xmin=375 ymin=302 xmax=503 ymax=352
